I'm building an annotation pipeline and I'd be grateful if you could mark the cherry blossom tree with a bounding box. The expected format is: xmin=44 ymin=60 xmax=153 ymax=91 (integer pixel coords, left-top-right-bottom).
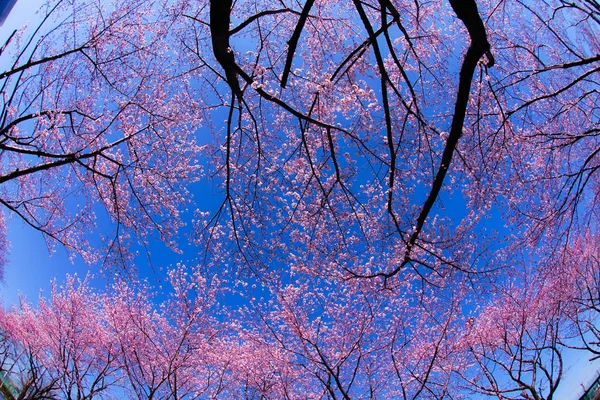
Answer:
xmin=0 ymin=0 xmax=204 ymax=272
xmin=0 ymin=0 xmax=599 ymax=398
xmin=181 ymin=0 xmax=599 ymax=317
xmin=450 ymin=230 xmax=600 ymax=399
xmin=458 ymin=279 xmax=566 ymax=399
xmin=0 ymin=275 xmax=117 ymax=399
xmin=0 ymin=329 xmax=59 ymax=399
xmin=0 ymin=259 xmax=598 ymax=398
xmin=104 ymin=267 xmax=234 ymax=399
xmin=186 ymin=0 xmax=599 ymax=394
xmin=0 ymin=270 xmax=242 ymax=399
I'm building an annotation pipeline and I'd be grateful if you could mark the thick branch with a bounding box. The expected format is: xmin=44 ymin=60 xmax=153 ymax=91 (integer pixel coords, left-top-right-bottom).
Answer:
xmin=365 ymin=0 xmax=495 ymax=281
xmin=210 ymin=0 xmax=241 ymax=98
xmin=449 ymin=0 xmax=494 ymax=67
xmin=280 ymin=0 xmax=315 ymax=88
xmin=406 ymin=0 xmax=494 ymax=267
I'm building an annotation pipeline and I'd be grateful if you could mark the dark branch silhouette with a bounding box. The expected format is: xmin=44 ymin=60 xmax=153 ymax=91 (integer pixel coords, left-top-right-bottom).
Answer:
xmin=449 ymin=0 xmax=495 ymax=67
xmin=360 ymin=0 xmax=496 ymax=281
xmin=401 ymin=0 xmax=496 ymax=272
xmin=280 ymin=0 xmax=315 ymax=88
xmin=210 ymin=0 xmax=241 ymax=98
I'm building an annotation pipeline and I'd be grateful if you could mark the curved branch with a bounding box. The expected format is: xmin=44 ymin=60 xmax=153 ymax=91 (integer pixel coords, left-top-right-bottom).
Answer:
xmin=363 ymin=0 xmax=495 ymax=281
xmin=280 ymin=0 xmax=315 ymax=88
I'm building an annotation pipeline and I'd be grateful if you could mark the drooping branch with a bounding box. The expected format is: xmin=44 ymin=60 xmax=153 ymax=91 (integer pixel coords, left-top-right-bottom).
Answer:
xmin=0 ymin=127 xmax=145 ymax=184
xmin=352 ymin=0 xmax=403 ymax=235
xmin=280 ymin=0 xmax=315 ymax=88
xmin=363 ymin=0 xmax=495 ymax=281
xmin=405 ymin=0 xmax=495 ymax=266
xmin=401 ymin=0 xmax=495 ymax=270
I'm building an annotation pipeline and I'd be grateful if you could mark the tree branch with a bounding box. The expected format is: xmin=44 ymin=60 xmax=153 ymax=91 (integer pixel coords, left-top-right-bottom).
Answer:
xmin=210 ymin=0 xmax=241 ymax=98
xmin=280 ymin=0 xmax=315 ymax=88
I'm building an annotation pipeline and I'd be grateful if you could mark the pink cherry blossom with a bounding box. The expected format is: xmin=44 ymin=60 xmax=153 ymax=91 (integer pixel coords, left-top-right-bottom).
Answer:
xmin=0 ymin=0 xmax=599 ymax=398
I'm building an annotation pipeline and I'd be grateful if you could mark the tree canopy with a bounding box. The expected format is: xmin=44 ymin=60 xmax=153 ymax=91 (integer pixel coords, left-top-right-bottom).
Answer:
xmin=0 ymin=0 xmax=599 ymax=398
